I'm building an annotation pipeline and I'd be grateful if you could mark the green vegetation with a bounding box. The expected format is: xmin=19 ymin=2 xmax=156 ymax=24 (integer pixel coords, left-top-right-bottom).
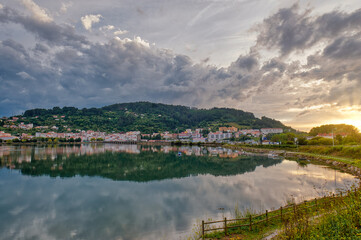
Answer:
xmin=298 ymin=145 xmax=361 ymax=162
xmin=201 ymin=188 xmax=361 ymax=240
xmin=262 ymin=124 xmax=361 ymax=146
xmin=276 ymin=188 xmax=361 ymax=239
xmin=10 ymin=102 xmax=292 ymax=133
xmin=309 ymin=124 xmax=360 ymax=136
xmin=269 ymin=132 xmax=299 ymax=145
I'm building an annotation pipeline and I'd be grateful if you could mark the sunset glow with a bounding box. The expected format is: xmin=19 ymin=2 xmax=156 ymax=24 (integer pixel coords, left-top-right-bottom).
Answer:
xmin=0 ymin=0 xmax=361 ymax=131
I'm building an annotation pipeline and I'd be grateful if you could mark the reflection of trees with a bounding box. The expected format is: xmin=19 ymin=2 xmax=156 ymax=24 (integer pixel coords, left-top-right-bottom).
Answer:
xmin=9 ymin=151 xmax=282 ymax=182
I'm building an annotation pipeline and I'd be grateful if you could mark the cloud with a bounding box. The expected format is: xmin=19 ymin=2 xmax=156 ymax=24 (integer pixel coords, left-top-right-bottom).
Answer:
xmin=254 ymin=4 xmax=361 ymax=56
xmin=0 ymin=2 xmax=360 ymax=131
xmin=100 ymin=25 xmax=114 ymax=31
xmin=81 ymin=14 xmax=102 ymax=31
xmin=60 ymin=2 xmax=73 ymax=14
xmin=21 ymin=0 xmax=53 ymax=23
xmin=114 ymin=29 xmax=128 ymax=35
xmin=16 ymin=71 xmax=35 ymax=80
xmin=0 ymin=6 xmax=88 ymax=47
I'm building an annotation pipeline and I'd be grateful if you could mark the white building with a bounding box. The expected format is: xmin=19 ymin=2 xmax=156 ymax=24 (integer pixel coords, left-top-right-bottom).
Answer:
xmin=260 ymin=128 xmax=283 ymax=135
xmin=207 ymin=131 xmax=233 ymax=142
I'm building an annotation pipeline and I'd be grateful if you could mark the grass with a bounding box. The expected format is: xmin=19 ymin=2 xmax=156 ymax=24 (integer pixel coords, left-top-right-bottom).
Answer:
xmin=298 ymin=145 xmax=361 ymax=161
xmin=202 ymin=196 xmax=332 ymax=239
xmin=276 ymin=187 xmax=361 ymax=239
xmin=200 ymin=189 xmax=361 ymax=240
xmin=192 ymin=143 xmax=361 ymax=239
xmin=225 ymin=144 xmax=361 ymax=171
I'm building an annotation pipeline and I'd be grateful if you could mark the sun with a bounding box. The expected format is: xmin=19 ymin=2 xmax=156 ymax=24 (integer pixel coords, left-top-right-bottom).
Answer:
xmin=331 ymin=118 xmax=361 ymax=132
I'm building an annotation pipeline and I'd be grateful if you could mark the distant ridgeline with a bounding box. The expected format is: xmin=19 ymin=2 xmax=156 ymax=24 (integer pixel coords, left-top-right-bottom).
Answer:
xmin=19 ymin=102 xmax=293 ymax=133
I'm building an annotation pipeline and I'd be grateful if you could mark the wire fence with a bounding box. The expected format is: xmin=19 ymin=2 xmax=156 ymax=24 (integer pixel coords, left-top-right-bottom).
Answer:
xmin=201 ymin=189 xmax=356 ymax=239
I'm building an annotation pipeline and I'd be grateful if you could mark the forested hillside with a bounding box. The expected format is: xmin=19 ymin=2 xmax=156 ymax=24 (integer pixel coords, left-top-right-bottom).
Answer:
xmin=18 ymin=102 xmax=292 ymax=133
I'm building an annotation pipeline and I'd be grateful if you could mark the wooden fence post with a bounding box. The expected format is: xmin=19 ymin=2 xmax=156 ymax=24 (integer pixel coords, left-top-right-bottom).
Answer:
xmin=266 ymin=210 xmax=268 ymax=225
xmin=280 ymin=206 xmax=283 ymax=222
xmin=224 ymin=217 xmax=227 ymax=236
xmin=293 ymin=204 xmax=296 ymax=214
xmin=202 ymin=220 xmax=204 ymax=240
xmin=249 ymin=215 xmax=252 ymax=231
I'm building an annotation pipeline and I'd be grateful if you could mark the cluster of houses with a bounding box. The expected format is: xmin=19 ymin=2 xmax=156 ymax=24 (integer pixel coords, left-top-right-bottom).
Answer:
xmin=3 ymin=122 xmax=34 ymax=130
xmin=34 ymin=131 xmax=141 ymax=142
xmin=141 ymin=127 xmax=283 ymax=144
xmin=0 ymin=131 xmax=16 ymax=141
xmin=0 ymin=125 xmax=285 ymax=144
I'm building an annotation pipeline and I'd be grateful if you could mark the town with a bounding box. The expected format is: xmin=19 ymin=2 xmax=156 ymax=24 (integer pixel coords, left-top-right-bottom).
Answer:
xmin=0 ymin=117 xmax=285 ymax=144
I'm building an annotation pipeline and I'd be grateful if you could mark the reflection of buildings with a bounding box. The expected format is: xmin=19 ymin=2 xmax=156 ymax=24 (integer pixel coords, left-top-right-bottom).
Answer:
xmin=0 ymin=144 xmax=255 ymax=166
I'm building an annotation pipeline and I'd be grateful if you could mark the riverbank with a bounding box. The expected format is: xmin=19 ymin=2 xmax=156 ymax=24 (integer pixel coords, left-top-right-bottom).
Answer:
xmin=247 ymin=147 xmax=360 ymax=178
xmin=201 ymin=144 xmax=361 ymax=240
xmin=203 ymin=187 xmax=361 ymax=240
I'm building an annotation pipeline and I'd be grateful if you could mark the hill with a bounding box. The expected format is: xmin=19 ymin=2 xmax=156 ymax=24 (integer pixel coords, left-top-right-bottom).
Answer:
xmin=16 ymin=102 xmax=292 ymax=133
xmin=309 ymin=124 xmax=360 ymax=136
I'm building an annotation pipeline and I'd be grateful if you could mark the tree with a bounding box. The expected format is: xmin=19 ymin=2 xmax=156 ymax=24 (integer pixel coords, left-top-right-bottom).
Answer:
xmin=298 ymin=137 xmax=307 ymax=145
xmin=152 ymin=134 xmax=161 ymax=140
xmin=307 ymin=137 xmax=333 ymax=145
xmin=271 ymin=133 xmax=296 ymax=144
xmin=309 ymin=124 xmax=359 ymax=136
xmin=202 ymin=129 xmax=210 ymax=138
xmin=336 ymin=134 xmax=343 ymax=145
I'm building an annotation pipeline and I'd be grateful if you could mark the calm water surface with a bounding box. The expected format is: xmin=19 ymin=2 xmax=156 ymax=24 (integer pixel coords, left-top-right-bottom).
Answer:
xmin=0 ymin=144 xmax=358 ymax=240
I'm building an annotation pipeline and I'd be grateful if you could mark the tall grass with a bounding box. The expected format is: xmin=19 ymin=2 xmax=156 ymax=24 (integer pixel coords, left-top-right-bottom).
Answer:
xmin=299 ymin=145 xmax=361 ymax=160
xmin=276 ymin=187 xmax=361 ymax=239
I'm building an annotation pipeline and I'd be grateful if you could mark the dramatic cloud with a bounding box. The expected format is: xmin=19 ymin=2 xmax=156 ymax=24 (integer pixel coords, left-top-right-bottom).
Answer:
xmin=0 ymin=6 xmax=88 ymax=47
xmin=0 ymin=1 xmax=361 ymax=130
xmin=255 ymin=4 xmax=361 ymax=56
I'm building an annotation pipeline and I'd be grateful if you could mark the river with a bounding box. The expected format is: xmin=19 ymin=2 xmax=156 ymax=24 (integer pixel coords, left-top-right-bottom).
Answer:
xmin=0 ymin=144 xmax=358 ymax=240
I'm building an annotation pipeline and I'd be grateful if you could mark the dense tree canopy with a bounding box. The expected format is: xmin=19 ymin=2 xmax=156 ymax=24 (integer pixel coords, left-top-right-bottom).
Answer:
xmin=18 ymin=102 xmax=292 ymax=133
xmin=309 ymin=124 xmax=359 ymax=136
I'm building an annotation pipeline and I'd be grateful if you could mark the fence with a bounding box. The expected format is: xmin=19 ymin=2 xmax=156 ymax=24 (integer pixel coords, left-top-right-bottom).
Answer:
xmin=201 ymin=189 xmax=356 ymax=239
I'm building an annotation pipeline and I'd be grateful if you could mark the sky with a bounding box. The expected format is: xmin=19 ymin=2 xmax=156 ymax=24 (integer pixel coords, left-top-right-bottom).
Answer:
xmin=0 ymin=0 xmax=361 ymax=131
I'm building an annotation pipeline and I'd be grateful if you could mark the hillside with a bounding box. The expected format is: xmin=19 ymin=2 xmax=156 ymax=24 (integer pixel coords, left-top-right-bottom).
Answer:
xmin=12 ymin=102 xmax=292 ymax=133
xmin=309 ymin=124 xmax=360 ymax=136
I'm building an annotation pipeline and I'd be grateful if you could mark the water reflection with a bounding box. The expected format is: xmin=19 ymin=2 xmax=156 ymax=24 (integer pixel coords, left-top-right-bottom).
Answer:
xmin=0 ymin=144 xmax=281 ymax=181
xmin=0 ymin=144 xmax=358 ymax=240
xmin=0 ymin=144 xmax=255 ymax=162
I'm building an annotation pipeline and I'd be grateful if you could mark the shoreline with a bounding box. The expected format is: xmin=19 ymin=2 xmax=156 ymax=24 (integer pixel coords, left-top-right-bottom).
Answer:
xmin=2 ymin=141 xmax=360 ymax=178
xmin=1 ymin=141 xmax=360 ymax=239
